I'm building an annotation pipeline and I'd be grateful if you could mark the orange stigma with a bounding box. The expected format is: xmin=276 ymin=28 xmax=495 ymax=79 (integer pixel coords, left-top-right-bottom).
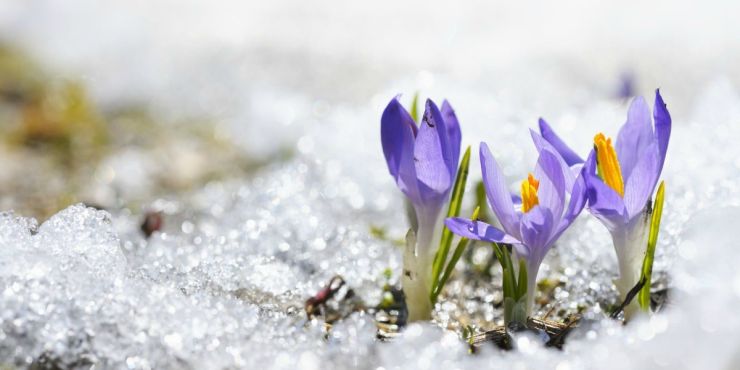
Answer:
xmin=594 ymin=133 xmax=624 ymax=197
xmin=520 ymin=173 xmax=540 ymax=213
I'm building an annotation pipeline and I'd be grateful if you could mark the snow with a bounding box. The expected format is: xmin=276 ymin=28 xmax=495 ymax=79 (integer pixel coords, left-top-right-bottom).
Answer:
xmin=1 ymin=0 xmax=740 ymax=369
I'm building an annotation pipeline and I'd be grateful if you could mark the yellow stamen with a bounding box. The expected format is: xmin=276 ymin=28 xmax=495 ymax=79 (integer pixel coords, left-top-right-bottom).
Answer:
xmin=594 ymin=133 xmax=624 ymax=197
xmin=520 ymin=173 xmax=540 ymax=213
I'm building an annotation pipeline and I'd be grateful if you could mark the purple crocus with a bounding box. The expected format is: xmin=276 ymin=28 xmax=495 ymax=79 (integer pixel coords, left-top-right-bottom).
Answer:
xmin=445 ymin=137 xmax=587 ymax=315
xmin=381 ymin=96 xmax=461 ymax=321
xmin=537 ymin=89 xmax=671 ymax=317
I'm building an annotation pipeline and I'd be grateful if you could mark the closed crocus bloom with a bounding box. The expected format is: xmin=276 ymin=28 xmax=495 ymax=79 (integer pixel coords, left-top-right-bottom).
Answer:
xmin=537 ymin=90 xmax=671 ymax=318
xmin=445 ymin=138 xmax=587 ymax=316
xmin=381 ymin=97 xmax=461 ymax=321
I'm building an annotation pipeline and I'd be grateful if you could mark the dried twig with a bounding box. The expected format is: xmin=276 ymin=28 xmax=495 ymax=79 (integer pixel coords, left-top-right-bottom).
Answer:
xmin=610 ymin=277 xmax=646 ymax=319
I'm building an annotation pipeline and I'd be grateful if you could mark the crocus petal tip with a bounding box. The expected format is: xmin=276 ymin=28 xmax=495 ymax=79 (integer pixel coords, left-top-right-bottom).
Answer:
xmin=654 ymin=89 xmax=668 ymax=112
xmin=538 ymin=117 xmax=550 ymax=132
xmin=424 ymin=98 xmax=438 ymax=112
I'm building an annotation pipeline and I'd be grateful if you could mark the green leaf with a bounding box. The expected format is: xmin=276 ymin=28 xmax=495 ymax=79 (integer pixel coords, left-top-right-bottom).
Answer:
xmin=510 ymin=295 xmax=529 ymax=326
xmin=638 ymin=181 xmax=665 ymax=311
xmin=501 ymin=245 xmax=518 ymax=294
xmin=503 ymin=294 xmax=529 ymax=326
xmin=431 ymin=207 xmax=480 ymax=303
xmin=431 ymin=239 xmax=469 ymax=303
xmin=492 ymin=242 xmax=529 ymax=325
xmin=516 ymin=258 xmax=528 ymax=301
xmin=410 ymin=93 xmax=420 ymax=123
xmin=474 ymin=180 xmax=490 ymax=223
xmin=495 ymin=244 xmax=511 ymax=292
xmin=494 ymin=243 xmax=528 ymax=326
xmin=491 ymin=242 xmax=504 ymax=266
xmin=430 ymin=146 xmax=472 ymax=296
xmin=502 ymin=275 xmax=517 ymax=324
xmin=491 ymin=243 xmax=511 ymax=295
xmin=503 ymin=296 xmax=514 ymax=325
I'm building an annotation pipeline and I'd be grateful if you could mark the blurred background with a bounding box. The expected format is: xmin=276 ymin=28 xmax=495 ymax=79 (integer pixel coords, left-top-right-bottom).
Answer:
xmin=0 ymin=0 xmax=739 ymax=219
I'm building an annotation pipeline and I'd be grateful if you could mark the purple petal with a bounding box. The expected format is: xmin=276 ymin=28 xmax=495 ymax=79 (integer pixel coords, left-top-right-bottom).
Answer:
xmin=565 ymin=152 xmax=592 ymax=225
xmin=530 ymin=129 xmax=576 ymax=190
xmin=616 ymin=96 xmax=655 ymax=180
xmin=623 ymin=142 xmax=659 ymax=219
xmin=381 ymin=97 xmax=421 ymax=203
xmin=533 ymin=147 xmax=566 ymax=225
xmin=585 ymin=172 xmax=628 ymax=231
xmin=653 ymin=89 xmax=671 ymax=175
xmin=445 ymin=217 xmax=520 ymax=244
xmin=424 ymin=99 xmax=456 ymax=175
xmin=381 ymin=98 xmax=416 ymax=178
xmin=584 ymin=146 xmax=597 ymax=175
xmin=538 ymin=118 xmax=584 ymax=166
xmin=480 ymin=142 xmax=521 ymax=237
xmin=519 ymin=206 xmax=555 ymax=259
xmin=441 ymin=100 xmax=462 ymax=168
xmin=414 ymin=100 xmax=454 ymax=201
xmin=547 ymin=152 xmax=591 ymax=245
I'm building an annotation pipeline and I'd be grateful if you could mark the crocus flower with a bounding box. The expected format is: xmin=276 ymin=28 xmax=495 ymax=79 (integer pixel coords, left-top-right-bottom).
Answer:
xmin=537 ymin=90 xmax=671 ymax=317
xmin=381 ymin=96 xmax=461 ymax=321
xmin=445 ymin=137 xmax=587 ymax=315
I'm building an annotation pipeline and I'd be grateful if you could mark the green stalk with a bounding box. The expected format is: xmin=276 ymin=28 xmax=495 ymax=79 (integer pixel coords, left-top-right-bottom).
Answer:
xmin=516 ymin=258 xmax=528 ymax=301
xmin=492 ymin=242 xmax=529 ymax=325
xmin=492 ymin=242 xmax=504 ymax=265
xmin=410 ymin=93 xmax=420 ymax=123
xmin=474 ymin=181 xmax=491 ymax=223
xmin=431 ymin=207 xmax=480 ymax=303
xmin=430 ymin=146 xmax=471 ymax=298
xmin=501 ymin=245 xmax=518 ymax=293
xmin=638 ymin=181 xmax=665 ymax=311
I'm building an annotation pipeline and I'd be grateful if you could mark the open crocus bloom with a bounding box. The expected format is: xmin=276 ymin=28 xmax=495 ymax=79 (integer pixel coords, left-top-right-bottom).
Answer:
xmin=446 ymin=138 xmax=587 ymax=315
xmin=381 ymin=96 xmax=461 ymax=321
xmin=537 ymin=90 xmax=671 ymax=317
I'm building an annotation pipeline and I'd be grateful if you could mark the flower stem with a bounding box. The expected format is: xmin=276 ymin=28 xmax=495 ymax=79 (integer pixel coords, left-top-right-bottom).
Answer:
xmin=611 ymin=213 xmax=650 ymax=320
xmin=402 ymin=207 xmax=442 ymax=322
xmin=525 ymin=259 xmax=540 ymax=317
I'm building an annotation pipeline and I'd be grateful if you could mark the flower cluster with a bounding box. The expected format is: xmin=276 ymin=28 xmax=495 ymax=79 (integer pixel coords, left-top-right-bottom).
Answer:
xmin=380 ymin=90 xmax=671 ymax=322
